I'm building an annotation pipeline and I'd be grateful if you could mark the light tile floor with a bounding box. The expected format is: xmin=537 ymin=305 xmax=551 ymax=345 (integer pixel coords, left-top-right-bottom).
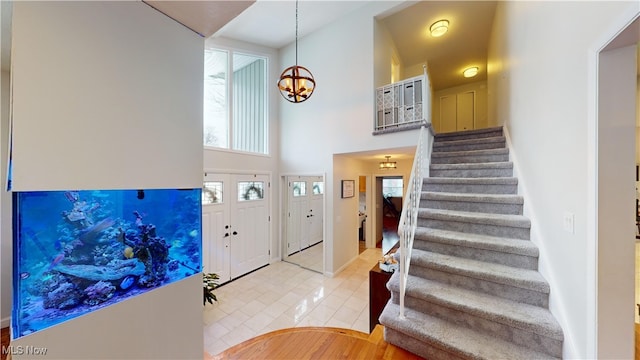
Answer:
xmin=286 ymin=241 xmax=324 ymax=273
xmin=203 ymin=248 xmax=383 ymax=356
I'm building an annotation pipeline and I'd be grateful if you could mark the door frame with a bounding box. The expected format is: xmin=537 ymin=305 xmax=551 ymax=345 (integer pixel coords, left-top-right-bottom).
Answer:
xmin=587 ymin=8 xmax=639 ymax=358
xmin=203 ymin=169 xmax=273 ymax=277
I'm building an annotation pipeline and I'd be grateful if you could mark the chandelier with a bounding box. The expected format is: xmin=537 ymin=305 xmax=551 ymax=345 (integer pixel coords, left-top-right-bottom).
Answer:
xmin=379 ymin=156 xmax=397 ymax=170
xmin=277 ymin=0 xmax=315 ymax=103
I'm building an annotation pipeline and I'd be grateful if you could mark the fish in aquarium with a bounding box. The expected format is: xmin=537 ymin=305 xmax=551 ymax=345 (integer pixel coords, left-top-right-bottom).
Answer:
xmin=13 ymin=188 xmax=202 ymax=338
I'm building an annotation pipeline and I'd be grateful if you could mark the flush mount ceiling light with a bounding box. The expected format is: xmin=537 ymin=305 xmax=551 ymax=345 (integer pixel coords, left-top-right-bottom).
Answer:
xmin=277 ymin=0 xmax=315 ymax=103
xmin=379 ymin=156 xmax=397 ymax=170
xmin=463 ymin=67 xmax=479 ymax=78
xmin=429 ymin=19 xmax=449 ymax=37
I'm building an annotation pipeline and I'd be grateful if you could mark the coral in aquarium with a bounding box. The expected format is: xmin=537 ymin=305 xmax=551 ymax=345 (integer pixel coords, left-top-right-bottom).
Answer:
xmin=83 ymin=281 xmax=116 ymax=306
xmin=13 ymin=188 xmax=202 ymax=338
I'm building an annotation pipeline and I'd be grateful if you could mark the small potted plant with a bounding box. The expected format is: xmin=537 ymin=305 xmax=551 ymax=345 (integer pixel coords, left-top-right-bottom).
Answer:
xmin=203 ymin=272 xmax=219 ymax=305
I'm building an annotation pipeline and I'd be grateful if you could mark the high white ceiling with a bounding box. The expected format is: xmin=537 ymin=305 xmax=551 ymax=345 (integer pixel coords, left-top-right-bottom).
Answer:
xmin=213 ymin=0 xmax=371 ymax=49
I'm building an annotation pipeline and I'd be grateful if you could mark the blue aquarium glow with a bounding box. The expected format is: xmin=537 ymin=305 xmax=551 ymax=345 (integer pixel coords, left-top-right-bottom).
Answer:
xmin=12 ymin=188 xmax=202 ymax=338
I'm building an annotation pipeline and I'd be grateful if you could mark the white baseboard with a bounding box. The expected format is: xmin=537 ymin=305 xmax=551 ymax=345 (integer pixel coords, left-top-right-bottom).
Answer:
xmin=1 ymin=316 xmax=10 ymax=329
xmin=325 ymin=254 xmax=359 ymax=278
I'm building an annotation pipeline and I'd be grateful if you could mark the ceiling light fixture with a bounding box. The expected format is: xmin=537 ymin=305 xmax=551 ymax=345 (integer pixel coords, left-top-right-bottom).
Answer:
xmin=429 ymin=19 xmax=449 ymax=37
xmin=379 ymin=156 xmax=397 ymax=170
xmin=277 ymin=0 xmax=315 ymax=103
xmin=463 ymin=67 xmax=479 ymax=78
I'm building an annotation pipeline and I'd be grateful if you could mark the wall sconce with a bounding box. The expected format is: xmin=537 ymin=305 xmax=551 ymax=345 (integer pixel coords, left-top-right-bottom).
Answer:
xmin=463 ymin=67 xmax=479 ymax=78
xmin=429 ymin=19 xmax=449 ymax=37
xmin=379 ymin=156 xmax=397 ymax=170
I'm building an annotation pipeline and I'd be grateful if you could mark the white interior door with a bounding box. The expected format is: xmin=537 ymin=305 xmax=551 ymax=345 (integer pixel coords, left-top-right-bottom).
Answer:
xmin=456 ymin=91 xmax=475 ymax=131
xmin=202 ymin=174 xmax=231 ymax=283
xmin=440 ymin=95 xmax=457 ymax=132
xmin=230 ymin=174 xmax=270 ymax=278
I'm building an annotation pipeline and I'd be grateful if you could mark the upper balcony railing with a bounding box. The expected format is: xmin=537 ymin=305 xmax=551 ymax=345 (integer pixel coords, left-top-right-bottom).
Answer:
xmin=374 ymin=65 xmax=431 ymax=134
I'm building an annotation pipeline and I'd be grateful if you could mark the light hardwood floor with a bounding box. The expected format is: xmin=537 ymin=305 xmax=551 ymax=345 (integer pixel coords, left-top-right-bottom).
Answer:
xmin=208 ymin=325 xmax=422 ymax=360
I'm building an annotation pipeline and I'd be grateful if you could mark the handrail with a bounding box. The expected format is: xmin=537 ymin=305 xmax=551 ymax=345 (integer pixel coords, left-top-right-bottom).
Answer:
xmin=398 ymin=123 xmax=434 ymax=319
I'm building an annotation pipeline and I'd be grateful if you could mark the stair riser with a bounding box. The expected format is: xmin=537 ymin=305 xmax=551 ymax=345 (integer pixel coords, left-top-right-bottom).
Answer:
xmin=430 ymin=167 xmax=513 ymax=178
xmin=431 ymin=153 xmax=510 ymax=164
xmin=413 ymin=238 xmax=538 ymax=270
xmin=433 ymin=141 xmax=506 ymax=153
xmin=420 ymin=198 xmax=523 ymax=215
xmin=384 ymin=327 xmax=465 ymax=360
xmin=417 ymin=217 xmax=530 ymax=240
xmin=423 ymin=182 xmax=518 ymax=195
xmin=390 ymin=293 xmax=562 ymax=358
xmin=409 ymin=265 xmax=549 ymax=308
xmin=435 ymin=130 xmax=504 ymax=143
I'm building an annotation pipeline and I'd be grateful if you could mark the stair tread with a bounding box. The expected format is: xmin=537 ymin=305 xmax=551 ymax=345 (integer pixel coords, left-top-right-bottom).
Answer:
xmin=387 ymin=272 xmax=563 ymax=340
xmin=434 ymin=127 xmax=504 ymax=140
xmin=422 ymin=192 xmax=524 ymax=205
xmin=425 ymin=177 xmax=518 ymax=185
xmin=380 ymin=302 xmax=559 ymax=360
xmin=410 ymin=249 xmax=550 ymax=293
xmin=431 ymin=162 xmax=513 ymax=170
xmin=431 ymin=147 xmax=509 ymax=158
xmin=415 ymin=227 xmax=538 ymax=257
xmin=418 ymin=208 xmax=531 ymax=228
xmin=433 ymin=136 xmax=505 ymax=148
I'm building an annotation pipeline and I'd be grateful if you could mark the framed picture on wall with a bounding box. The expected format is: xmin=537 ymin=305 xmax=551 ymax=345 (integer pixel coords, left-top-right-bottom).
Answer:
xmin=341 ymin=180 xmax=355 ymax=198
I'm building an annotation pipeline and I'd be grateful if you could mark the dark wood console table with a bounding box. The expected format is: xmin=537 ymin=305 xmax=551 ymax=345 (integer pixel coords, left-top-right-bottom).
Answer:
xmin=369 ymin=263 xmax=393 ymax=333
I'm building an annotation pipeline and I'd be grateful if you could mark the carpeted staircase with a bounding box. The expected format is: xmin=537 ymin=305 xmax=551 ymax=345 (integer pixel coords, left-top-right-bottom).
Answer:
xmin=379 ymin=127 xmax=564 ymax=359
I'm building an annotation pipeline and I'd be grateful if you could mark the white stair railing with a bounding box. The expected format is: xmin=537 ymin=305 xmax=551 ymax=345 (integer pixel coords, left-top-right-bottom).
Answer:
xmin=397 ymin=65 xmax=434 ymax=319
xmin=398 ymin=123 xmax=434 ymax=319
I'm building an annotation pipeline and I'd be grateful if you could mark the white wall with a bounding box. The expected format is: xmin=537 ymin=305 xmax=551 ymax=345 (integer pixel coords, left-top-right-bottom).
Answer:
xmin=1 ymin=70 xmax=10 ymax=329
xmin=10 ymin=2 xmax=203 ymax=191
xmin=6 ymin=2 xmax=203 ymax=358
xmin=488 ymin=1 xmax=638 ymax=358
xmin=279 ymin=1 xmax=422 ymax=274
xmin=374 ymin=17 xmax=403 ymax=87
xmin=203 ymin=36 xmax=281 ymax=262
xmin=0 ymin=1 xmax=12 ymax=330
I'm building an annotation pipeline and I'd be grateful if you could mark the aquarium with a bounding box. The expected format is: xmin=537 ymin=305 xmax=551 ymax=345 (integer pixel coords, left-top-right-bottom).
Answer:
xmin=12 ymin=188 xmax=202 ymax=338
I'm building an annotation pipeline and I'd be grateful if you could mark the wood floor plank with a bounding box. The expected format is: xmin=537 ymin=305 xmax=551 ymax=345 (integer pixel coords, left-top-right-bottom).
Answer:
xmin=208 ymin=326 xmax=422 ymax=360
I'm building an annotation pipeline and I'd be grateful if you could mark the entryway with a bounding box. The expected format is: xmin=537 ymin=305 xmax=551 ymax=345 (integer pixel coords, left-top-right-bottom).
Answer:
xmin=201 ymin=173 xmax=270 ymax=283
xmin=375 ymin=176 xmax=403 ymax=254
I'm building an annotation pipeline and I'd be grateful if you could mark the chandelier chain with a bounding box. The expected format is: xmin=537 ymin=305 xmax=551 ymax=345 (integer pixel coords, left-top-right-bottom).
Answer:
xmin=295 ymin=0 xmax=298 ymax=67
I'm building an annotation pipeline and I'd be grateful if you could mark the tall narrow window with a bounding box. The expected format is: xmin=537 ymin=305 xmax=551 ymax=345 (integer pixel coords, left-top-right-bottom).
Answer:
xmin=233 ymin=53 xmax=267 ymax=154
xmin=203 ymin=49 xmax=228 ymax=148
xmin=204 ymin=49 xmax=268 ymax=154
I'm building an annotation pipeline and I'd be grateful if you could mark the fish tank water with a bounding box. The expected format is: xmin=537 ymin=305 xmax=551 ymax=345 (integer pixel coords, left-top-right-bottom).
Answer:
xmin=12 ymin=188 xmax=202 ymax=338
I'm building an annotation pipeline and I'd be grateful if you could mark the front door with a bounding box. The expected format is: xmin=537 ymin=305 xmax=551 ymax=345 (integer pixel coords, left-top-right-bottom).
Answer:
xmin=202 ymin=174 xmax=231 ymax=282
xmin=202 ymin=173 xmax=270 ymax=283
xmin=231 ymin=174 xmax=270 ymax=278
